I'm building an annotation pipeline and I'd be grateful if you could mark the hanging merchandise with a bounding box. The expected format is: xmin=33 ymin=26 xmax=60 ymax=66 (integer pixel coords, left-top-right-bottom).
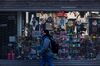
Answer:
xmin=64 ymin=13 xmax=67 ymax=18
xmin=73 ymin=12 xmax=80 ymax=18
xmin=60 ymin=17 xmax=65 ymax=29
xmin=74 ymin=26 xmax=77 ymax=34
xmin=77 ymin=21 xmax=87 ymax=34
xmin=67 ymin=19 xmax=75 ymax=35
xmin=40 ymin=22 xmax=46 ymax=31
xmin=92 ymin=26 xmax=97 ymax=34
xmin=92 ymin=20 xmax=97 ymax=26
xmin=32 ymin=31 xmax=41 ymax=38
xmin=67 ymin=12 xmax=76 ymax=19
xmin=76 ymin=21 xmax=82 ymax=34
xmin=65 ymin=18 xmax=82 ymax=60
xmin=79 ymin=11 xmax=86 ymax=18
xmin=46 ymin=16 xmax=54 ymax=23
xmin=30 ymin=17 xmax=39 ymax=31
xmin=89 ymin=18 xmax=98 ymax=35
xmin=40 ymin=13 xmax=48 ymax=20
xmin=80 ymin=18 xmax=87 ymax=23
xmin=35 ymin=17 xmax=40 ymax=31
xmin=39 ymin=18 xmax=45 ymax=31
xmin=46 ymin=16 xmax=54 ymax=30
xmin=45 ymin=23 xmax=53 ymax=30
xmin=57 ymin=11 xmax=65 ymax=17
xmin=98 ymin=20 xmax=100 ymax=35
xmin=67 ymin=19 xmax=74 ymax=27
xmin=22 ymin=11 xmax=100 ymax=60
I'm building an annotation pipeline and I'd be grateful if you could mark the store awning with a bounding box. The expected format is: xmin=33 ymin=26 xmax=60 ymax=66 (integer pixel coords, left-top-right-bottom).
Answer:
xmin=0 ymin=1 xmax=100 ymax=11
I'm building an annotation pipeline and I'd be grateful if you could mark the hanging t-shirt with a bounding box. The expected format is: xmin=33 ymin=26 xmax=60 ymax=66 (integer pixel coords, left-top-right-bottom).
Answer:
xmin=40 ymin=14 xmax=48 ymax=20
xmin=60 ymin=17 xmax=68 ymax=29
xmin=67 ymin=12 xmax=76 ymax=19
xmin=46 ymin=16 xmax=54 ymax=23
xmin=32 ymin=18 xmax=38 ymax=30
xmin=76 ymin=22 xmax=82 ymax=33
xmin=40 ymin=23 xmax=46 ymax=31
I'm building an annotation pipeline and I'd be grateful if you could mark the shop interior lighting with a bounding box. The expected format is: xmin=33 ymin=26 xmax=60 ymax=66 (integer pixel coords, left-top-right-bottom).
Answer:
xmin=91 ymin=11 xmax=99 ymax=14
xmin=26 ymin=12 xmax=29 ymax=24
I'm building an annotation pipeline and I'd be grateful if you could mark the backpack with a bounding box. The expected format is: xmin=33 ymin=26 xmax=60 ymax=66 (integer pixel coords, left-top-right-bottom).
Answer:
xmin=49 ymin=37 xmax=59 ymax=54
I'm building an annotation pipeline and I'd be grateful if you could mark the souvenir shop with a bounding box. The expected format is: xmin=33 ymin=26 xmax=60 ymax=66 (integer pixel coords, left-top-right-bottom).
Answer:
xmin=0 ymin=0 xmax=100 ymax=60
xmin=17 ymin=11 xmax=99 ymax=60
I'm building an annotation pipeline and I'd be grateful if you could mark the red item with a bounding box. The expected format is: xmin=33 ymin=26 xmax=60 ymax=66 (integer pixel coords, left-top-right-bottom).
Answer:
xmin=8 ymin=52 xmax=15 ymax=60
xmin=64 ymin=13 xmax=67 ymax=17
xmin=57 ymin=11 xmax=65 ymax=17
xmin=12 ymin=52 xmax=15 ymax=60
xmin=8 ymin=53 xmax=11 ymax=60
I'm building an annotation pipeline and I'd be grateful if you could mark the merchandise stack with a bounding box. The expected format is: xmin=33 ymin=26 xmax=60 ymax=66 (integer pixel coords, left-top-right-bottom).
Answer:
xmin=54 ymin=31 xmax=69 ymax=60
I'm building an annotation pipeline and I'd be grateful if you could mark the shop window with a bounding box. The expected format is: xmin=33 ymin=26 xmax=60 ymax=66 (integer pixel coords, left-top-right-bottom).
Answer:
xmin=16 ymin=11 xmax=99 ymax=60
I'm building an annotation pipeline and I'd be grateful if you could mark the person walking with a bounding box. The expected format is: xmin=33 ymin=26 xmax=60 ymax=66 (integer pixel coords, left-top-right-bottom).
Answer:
xmin=39 ymin=30 xmax=54 ymax=66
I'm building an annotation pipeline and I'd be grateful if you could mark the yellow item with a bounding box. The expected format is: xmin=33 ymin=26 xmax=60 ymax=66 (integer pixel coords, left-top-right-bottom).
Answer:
xmin=93 ymin=36 xmax=96 ymax=38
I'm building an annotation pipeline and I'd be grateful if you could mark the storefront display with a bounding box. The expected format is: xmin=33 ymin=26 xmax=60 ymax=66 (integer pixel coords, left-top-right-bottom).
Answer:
xmin=89 ymin=17 xmax=100 ymax=36
xmin=16 ymin=11 xmax=100 ymax=60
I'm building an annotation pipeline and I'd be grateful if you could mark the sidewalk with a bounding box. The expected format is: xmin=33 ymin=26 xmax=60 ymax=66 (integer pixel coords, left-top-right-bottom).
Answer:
xmin=0 ymin=60 xmax=100 ymax=66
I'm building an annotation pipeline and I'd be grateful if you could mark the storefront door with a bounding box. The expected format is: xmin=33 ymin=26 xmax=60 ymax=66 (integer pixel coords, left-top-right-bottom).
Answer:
xmin=0 ymin=16 xmax=8 ymax=59
xmin=0 ymin=12 xmax=17 ymax=59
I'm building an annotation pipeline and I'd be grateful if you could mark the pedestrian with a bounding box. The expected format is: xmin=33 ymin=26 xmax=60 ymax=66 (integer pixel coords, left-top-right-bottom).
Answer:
xmin=39 ymin=30 xmax=54 ymax=66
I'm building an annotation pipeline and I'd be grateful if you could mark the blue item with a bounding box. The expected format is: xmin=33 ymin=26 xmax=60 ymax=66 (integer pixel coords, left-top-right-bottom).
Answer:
xmin=40 ymin=55 xmax=54 ymax=66
xmin=39 ymin=35 xmax=54 ymax=66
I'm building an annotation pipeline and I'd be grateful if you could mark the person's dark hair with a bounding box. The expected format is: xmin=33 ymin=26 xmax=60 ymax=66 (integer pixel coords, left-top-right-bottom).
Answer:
xmin=43 ymin=30 xmax=49 ymax=35
xmin=43 ymin=30 xmax=52 ymax=38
